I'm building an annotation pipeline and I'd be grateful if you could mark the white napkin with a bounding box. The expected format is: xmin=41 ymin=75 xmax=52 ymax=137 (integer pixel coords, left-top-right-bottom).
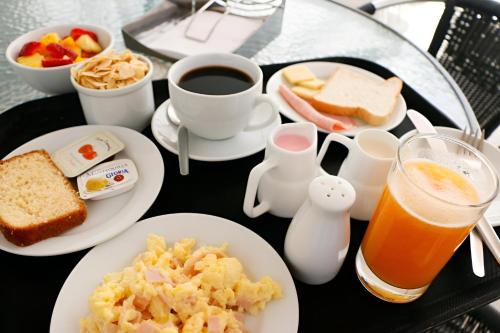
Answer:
xmin=135 ymin=10 xmax=264 ymax=59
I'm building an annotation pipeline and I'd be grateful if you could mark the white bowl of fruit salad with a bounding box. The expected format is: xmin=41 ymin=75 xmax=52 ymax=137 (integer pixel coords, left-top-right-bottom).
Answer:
xmin=6 ymin=23 xmax=114 ymax=94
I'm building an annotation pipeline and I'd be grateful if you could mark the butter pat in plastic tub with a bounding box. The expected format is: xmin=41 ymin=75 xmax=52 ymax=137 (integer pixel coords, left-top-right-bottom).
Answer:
xmin=77 ymin=159 xmax=138 ymax=200
xmin=52 ymin=131 xmax=125 ymax=177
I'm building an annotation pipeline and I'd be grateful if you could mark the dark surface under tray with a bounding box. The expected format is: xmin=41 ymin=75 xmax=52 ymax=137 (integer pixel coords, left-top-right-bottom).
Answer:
xmin=1 ymin=57 xmax=499 ymax=333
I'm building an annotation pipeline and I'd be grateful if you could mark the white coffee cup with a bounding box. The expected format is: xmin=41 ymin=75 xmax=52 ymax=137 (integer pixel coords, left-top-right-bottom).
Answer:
xmin=317 ymin=129 xmax=399 ymax=221
xmin=168 ymin=53 xmax=278 ymax=140
xmin=244 ymin=122 xmax=328 ymax=218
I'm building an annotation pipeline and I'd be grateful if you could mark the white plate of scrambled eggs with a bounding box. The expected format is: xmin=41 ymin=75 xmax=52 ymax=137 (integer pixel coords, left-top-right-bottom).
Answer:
xmin=50 ymin=213 xmax=299 ymax=333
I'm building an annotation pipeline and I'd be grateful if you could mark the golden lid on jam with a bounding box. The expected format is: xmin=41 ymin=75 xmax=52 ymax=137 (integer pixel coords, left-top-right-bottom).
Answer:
xmin=77 ymin=159 xmax=138 ymax=200
xmin=52 ymin=131 xmax=125 ymax=178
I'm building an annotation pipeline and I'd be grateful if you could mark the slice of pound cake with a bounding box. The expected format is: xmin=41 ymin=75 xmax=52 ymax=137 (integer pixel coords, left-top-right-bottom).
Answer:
xmin=0 ymin=150 xmax=87 ymax=246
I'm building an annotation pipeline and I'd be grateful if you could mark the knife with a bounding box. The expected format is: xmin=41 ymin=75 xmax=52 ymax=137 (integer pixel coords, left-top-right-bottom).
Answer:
xmin=470 ymin=230 xmax=485 ymax=277
xmin=477 ymin=216 xmax=500 ymax=265
xmin=485 ymin=201 xmax=500 ymax=227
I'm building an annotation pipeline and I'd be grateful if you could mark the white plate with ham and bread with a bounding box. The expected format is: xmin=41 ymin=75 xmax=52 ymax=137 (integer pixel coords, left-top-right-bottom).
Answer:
xmin=0 ymin=125 xmax=164 ymax=256
xmin=266 ymin=61 xmax=407 ymax=136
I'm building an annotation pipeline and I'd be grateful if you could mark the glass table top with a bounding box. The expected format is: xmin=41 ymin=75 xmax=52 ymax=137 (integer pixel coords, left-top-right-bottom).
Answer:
xmin=0 ymin=0 xmax=476 ymax=128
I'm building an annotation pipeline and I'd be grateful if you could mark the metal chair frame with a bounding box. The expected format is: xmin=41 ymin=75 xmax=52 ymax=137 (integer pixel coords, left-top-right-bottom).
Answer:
xmin=428 ymin=0 xmax=499 ymax=135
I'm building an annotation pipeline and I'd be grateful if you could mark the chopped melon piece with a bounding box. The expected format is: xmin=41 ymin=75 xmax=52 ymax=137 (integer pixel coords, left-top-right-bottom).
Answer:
xmin=40 ymin=32 xmax=61 ymax=45
xmin=61 ymin=36 xmax=76 ymax=47
xmin=17 ymin=53 xmax=44 ymax=68
xmin=75 ymin=34 xmax=102 ymax=53
xmin=61 ymin=36 xmax=82 ymax=57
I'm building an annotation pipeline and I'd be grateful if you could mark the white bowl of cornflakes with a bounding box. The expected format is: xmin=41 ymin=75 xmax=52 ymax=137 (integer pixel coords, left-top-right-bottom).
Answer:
xmin=6 ymin=23 xmax=114 ymax=94
xmin=70 ymin=50 xmax=155 ymax=131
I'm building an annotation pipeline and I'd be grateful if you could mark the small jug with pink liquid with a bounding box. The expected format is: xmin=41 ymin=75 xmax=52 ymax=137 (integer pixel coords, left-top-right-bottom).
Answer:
xmin=244 ymin=122 xmax=330 ymax=218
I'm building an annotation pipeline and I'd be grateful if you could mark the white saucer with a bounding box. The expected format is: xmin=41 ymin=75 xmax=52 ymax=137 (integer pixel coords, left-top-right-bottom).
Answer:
xmin=151 ymin=99 xmax=281 ymax=161
xmin=266 ymin=61 xmax=407 ymax=137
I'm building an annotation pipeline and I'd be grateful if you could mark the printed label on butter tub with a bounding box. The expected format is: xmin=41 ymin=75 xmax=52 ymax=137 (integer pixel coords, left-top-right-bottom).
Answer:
xmin=77 ymin=159 xmax=138 ymax=200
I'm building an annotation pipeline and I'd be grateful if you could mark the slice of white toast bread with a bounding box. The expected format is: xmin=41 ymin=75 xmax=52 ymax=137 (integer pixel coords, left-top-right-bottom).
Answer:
xmin=0 ymin=150 xmax=87 ymax=246
xmin=311 ymin=66 xmax=403 ymax=125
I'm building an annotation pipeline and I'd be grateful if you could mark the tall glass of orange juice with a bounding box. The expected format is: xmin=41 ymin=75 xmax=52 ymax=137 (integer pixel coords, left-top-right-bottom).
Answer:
xmin=356 ymin=134 xmax=499 ymax=303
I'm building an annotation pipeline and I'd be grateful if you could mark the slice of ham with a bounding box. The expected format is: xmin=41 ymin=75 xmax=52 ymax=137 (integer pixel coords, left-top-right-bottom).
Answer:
xmin=137 ymin=321 xmax=158 ymax=333
xmin=141 ymin=310 xmax=153 ymax=321
xmin=278 ymin=84 xmax=356 ymax=131
xmin=144 ymin=268 xmax=173 ymax=285
xmin=235 ymin=297 xmax=253 ymax=311
xmin=233 ymin=312 xmax=245 ymax=323
xmin=133 ymin=295 xmax=150 ymax=312
xmin=104 ymin=323 xmax=118 ymax=333
xmin=322 ymin=112 xmax=358 ymax=125
xmin=158 ymin=292 xmax=171 ymax=307
xmin=207 ymin=316 xmax=225 ymax=333
xmin=144 ymin=268 xmax=164 ymax=282
xmin=183 ymin=248 xmax=225 ymax=276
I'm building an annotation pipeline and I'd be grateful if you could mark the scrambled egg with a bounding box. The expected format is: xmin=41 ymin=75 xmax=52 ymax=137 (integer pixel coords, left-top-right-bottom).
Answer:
xmin=80 ymin=234 xmax=282 ymax=333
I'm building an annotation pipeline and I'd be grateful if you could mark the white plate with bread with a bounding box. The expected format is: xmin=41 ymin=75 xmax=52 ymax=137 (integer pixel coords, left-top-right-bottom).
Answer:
xmin=0 ymin=125 xmax=164 ymax=256
xmin=266 ymin=61 xmax=407 ymax=136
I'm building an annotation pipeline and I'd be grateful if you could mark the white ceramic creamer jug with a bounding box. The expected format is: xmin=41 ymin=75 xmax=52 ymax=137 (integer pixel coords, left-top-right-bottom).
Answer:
xmin=284 ymin=175 xmax=356 ymax=285
xmin=243 ymin=122 xmax=329 ymax=218
xmin=317 ymin=129 xmax=399 ymax=221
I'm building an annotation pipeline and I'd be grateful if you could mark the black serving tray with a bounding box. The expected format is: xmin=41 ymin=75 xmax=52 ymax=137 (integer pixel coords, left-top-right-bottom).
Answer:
xmin=1 ymin=57 xmax=499 ymax=333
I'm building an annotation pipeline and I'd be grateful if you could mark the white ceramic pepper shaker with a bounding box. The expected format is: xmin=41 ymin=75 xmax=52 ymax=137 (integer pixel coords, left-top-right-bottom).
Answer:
xmin=284 ymin=175 xmax=356 ymax=285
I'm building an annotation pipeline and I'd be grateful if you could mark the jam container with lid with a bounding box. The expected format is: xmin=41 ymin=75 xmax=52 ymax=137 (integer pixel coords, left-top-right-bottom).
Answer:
xmin=53 ymin=131 xmax=125 ymax=178
xmin=77 ymin=159 xmax=138 ymax=200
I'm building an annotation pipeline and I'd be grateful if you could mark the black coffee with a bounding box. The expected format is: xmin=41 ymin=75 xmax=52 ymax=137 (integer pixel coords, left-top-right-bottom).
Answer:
xmin=178 ymin=66 xmax=254 ymax=95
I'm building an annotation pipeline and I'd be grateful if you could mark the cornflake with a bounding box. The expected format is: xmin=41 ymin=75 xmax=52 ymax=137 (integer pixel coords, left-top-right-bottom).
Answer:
xmin=72 ymin=50 xmax=149 ymax=90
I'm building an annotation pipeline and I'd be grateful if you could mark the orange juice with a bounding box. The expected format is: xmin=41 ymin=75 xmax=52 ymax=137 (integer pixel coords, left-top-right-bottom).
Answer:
xmin=361 ymin=159 xmax=480 ymax=289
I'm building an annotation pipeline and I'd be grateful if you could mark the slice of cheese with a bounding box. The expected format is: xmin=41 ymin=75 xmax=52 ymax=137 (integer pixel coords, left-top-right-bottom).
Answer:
xmin=291 ymin=86 xmax=319 ymax=102
xmin=282 ymin=65 xmax=316 ymax=84
xmin=298 ymin=79 xmax=325 ymax=90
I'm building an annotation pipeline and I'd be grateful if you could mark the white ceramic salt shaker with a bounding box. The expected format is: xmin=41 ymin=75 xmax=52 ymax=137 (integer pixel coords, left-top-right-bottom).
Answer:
xmin=284 ymin=175 xmax=356 ymax=285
